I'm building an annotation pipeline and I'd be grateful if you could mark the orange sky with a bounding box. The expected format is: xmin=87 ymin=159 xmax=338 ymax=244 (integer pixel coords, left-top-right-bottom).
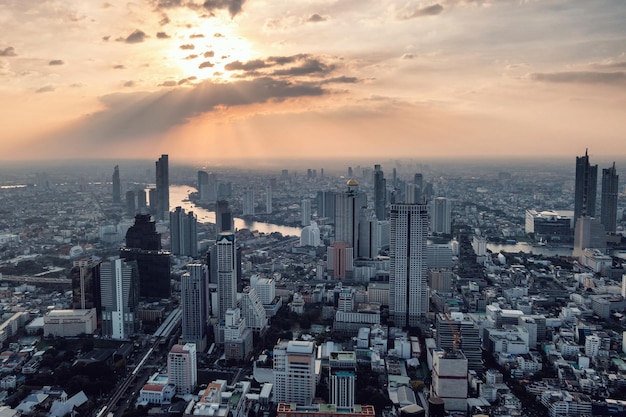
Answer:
xmin=1 ymin=0 xmax=626 ymax=162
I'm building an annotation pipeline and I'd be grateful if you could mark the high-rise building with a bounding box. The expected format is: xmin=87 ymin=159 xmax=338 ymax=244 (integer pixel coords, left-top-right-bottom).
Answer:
xmin=112 ymin=165 xmax=121 ymax=204
xmin=71 ymin=258 xmax=102 ymax=318
xmin=373 ymin=164 xmax=387 ymax=221
xmin=126 ymin=190 xmax=136 ymax=216
xmin=126 ymin=214 xmax=161 ymax=250
xmin=435 ymin=312 xmax=482 ymax=372
xmin=301 ymin=198 xmax=311 ymax=227
xmin=215 ymin=199 xmax=233 ymax=234
xmin=430 ymin=349 xmax=468 ymax=412
xmin=327 ymin=242 xmax=353 ymax=280
xmin=429 ymin=269 xmax=453 ymax=292
xmin=216 ymin=232 xmax=237 ymax=322
xmin=243 ymin=187 xmax=255 ymax=216
xmin=168 ymin=343 xmax=197 ymax=395
xmin=181 ymin=264 xmax=207 ymax=352
xmin=389 ymin=203 xmax=428 ymax=327
xmin=99 ymin=258 xmax=140 ymax=339
xmin=431 ymin=197 xmax=451 ymax=234
xmin=413 ymin=173 xmax=424 ymax=203
xmin=223 ymin=308 xmax=253 ymax=360
xmin=266 ymin=183 xmax=273 ymax=214
xmin=155 ymin=154 xmax=169 ymax=220
xmin=574 ymin=150 xmax=598 ymax=226
xmin=334 ymin=180 xmax=367 ymax=247
xmin=601 ymin=162 xmax=619 ymax=233
xmin=170 ymin=206 xmax=198 ymax=257
xmin=329 ymin=351 xmax=356 ymax=407
xmin=240 ymin=286 xmax=268 ymax=333
xmin=573 ymin=215 xmax=606 ymax=259
xmin=358 ymin=208 xmax=379 ymax=259
xmin=197 ymin=171 xmax=209 ymax=202
xmin=316 ymin=190 xmax=335 ymax=220
xmin=273 ymin=340 xmax=316 ymax=406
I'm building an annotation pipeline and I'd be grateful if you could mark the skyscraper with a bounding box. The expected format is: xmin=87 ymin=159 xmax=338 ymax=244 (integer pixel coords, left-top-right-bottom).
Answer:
xmin=273 ymin=340 xmax=316 ymax=406
xmin=413 ymin=173 xmax=424 ymax=203
xmin=112 ymin=165 xmax=121 ymax=204
xmin=215 ymin=199 xmax=233 ymax=234
xmin=99 ymin=258 xmax=140 ymax=339
xmin=329 ymin=351 xmax=356 ymax=407
xmin=601 ymin=162 xmax=619 ymax=233
xmin=373 ymin=164 xmax=387 ymax=221
xmin=431 ymin=197 xmax=452 ymax=234
xmin=168 ymin=343 xmax=197 ymax=395
xmin=170 ymin=206 xmax=198 ymax=257
xmin=316 ymin=190 xmax=335 ymax=220
xmin=301 ymin=198 xmax=311 ymax=227
xmin=155 ymin=154 xmax=169 ymax=220
xmin=71 ymin=258 xmax=102 ymax=317
xmin=197 ymin=170 xmax=209 ymax=202
xmin=181 ymin=264 xmax=207 ymax=351
xmin=125 ymin=213 xmax=161 ymax=250
xmin=574 ymin=150 xmax=598 ymax=225
xmin=266 ymin=182 xmax=273 ymax=214
xmin=216 ymin=232 xmax=237 ymax=322
xmin=334 ymin=180 xmax=367 ymax=247
xmin=389 ymin=203 xmax=428 ymax=327
xmin=358 ymin=208 xmax=379 ymax=259
xmin=243 ymin=188 xmax=255 ymax=216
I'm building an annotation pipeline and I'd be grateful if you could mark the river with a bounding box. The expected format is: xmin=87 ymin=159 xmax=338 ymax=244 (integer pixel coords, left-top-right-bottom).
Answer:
xmin=169 ymin=185 xmax=302 ymax=237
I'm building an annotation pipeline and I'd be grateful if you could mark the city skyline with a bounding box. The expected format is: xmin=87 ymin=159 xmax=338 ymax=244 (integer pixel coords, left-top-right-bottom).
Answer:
xmin=1 ymin=1 xmax=626 ymax=162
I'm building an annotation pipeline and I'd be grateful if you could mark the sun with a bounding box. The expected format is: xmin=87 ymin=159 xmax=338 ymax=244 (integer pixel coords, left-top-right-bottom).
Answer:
xmin=171 ymin=17 xmax=254 ymax=82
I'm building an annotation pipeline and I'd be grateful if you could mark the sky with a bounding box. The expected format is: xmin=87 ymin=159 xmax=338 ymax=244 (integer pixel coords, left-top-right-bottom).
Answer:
xmin=1 ymin=0 xmax=626 ymax=163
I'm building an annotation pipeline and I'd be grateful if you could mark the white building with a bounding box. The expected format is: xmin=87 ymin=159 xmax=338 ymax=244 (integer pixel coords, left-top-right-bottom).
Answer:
xmin=430 ymin=349 xmax=468 ymax=412
xmin=43 ymin=309 xmax=97 ymax=337
xmin=273 ymin=340 xmax=317 ymax=406
xmin=240 ymin=287 xmax=268 ymax=333
xmin=168 ymin=343 xmax=197 ymax=395
xmin=100 ymin=258 xmax=140 ymax=340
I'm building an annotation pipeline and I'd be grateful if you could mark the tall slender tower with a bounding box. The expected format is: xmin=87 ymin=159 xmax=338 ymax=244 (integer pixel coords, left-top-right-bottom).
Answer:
xmin=197 ymin=171 xmax=209 ymax=202
xmin=112 ymin=165 xmax=121 ymax=204
xmin=216 ymin=232 xmax=237 ymax=322
xmin=334 ymin=179 xmax=367 ymax=247
xmin=601 ymin=162 xmax=619 ymax=233
xmin=155 ymin=154 xmax=169 ymax=220
xmin=243 ymin=188 xmax=255 ymax=216
xmin=389 ymin=203 xmax=428 ymax=327
xmin=181 ymin=264 xmax=207 ymax=351
xmin=374 ymin=164 xmax=387 ymax=220
xmin=431 ymin=197 xmax=452 ymax=234
xmin=413 ymin=173 xmax=424 ymax=203
xmin=574 ymin=150 xmax=598 ymax=226
xmin=301 ymin=198 xmax=311 ymax=227
xmin=215 ymin=199 xmax=233 ymax=234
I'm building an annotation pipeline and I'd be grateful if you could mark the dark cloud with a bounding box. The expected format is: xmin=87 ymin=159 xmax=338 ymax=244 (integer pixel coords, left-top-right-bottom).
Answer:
xmin=204 ymin=51 xmax=215 ymax=58
xmin=184 ymin=54 xmax=198 ymax=59
xmin=42 ymin=77 xmax=326 ymax=155
xmin=190 ymin=33 xmax=205 ymax=38
xmin=268 ymin=54 xmax=309 ymax=65
xmin=401 ymin=53 xmax=415 ymax=59
xmin=102 ymin=36 xmax=111 ymax=41
xmin=225 ymin=59 xmax=268 ymax=71
xmin=271 ymin=58 xmax=335 ymax=77
xmin=322 ymin=76 xmax=359 ymax=84
xmin=530 ymin=71 xmax=626 ymax=85
xmin=36 ymin=86 xmax=55 ymax=93
xmin=180 ymin=44 xmax=195 ymax=50
xmin=400 ymin=3 xmax=444 ymax=19
xmin=123 ymin=81 xmax=135 ymax=88
xmin=591 ymin=61 xmax=626 ymax=70
xmin=154 ymin=0 xmax=183 ymax=7
xmin=160 ymin=15 xmax=171 ymax=26
xmin=159 ymin=80 xmax=178 ymax=87
xmin=0 ymin=47 xmax=17 ymax=57
xmin=203 ymin=0 xmax=246 ymax=18
xmin=123 ymin=30 xmax=148 ymax=43
xmin=113 ymin=65 xmax=126 ymax=69
xmin=157 ymin=31 xmax=171 ymax=39
xmin=214 ymin=33 xmax=224 ymax=38
xmin=308 ymin=14 xmax=326 ymax=22
xmin=178 ymin=76 xmax=197 ymax=85
xmin=199 ymin=61 xmax=214 ymax=69
xmin=49 ymin=60 xmax=64 ymax=66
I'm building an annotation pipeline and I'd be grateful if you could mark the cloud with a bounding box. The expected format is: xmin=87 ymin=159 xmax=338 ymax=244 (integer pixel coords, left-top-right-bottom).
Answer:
xmin=225 ymin=59 xmax=268 ymax=71
xmin=400 ymin=3 xmax=444 ymax=19
xmin=268 ymin=54 xmax=309 ymax=65
xmin=122 ymin=30 xmax=147 ymax=43
xmin=178 ymin=76 xmax=197 ymax=85
xmin=49 ymin=60 xmax=64 ymax=66
xmin=184 ymin=54 xmax=198 ymax=59
xmin=42 ymin=77 xmax=327 ymax=154
xmin=401 ymin=53 xmax=415 ymax=60
xmin=113 ymin=65 xmax=126 ymax=69
xmin=308 ymin=14 xmax=326 ymax=23
xmin=529 ymin=71 xmax=626 ymax=85
xmin=102 ymin=36 xmax=111 ymax=41
xmin=123 ymin=81 xmax=135 ymax=88
xmin=36 ymin=86 xmax=55 ymax=93
xmin=203 ymin=0 xmax=247 ymax=18
xmin=321 ymin=76 xmax=359 ymax=84
xmin=190 ymin=33 xmax=205 ymax=38
xmin=270 ymin=58 xmax=335 ymax=77
xmin=180 ymin=44 xmax=195 ymax=50
xmin=199 ymin=61 xmax=214 ymax=69
xmin=0 ymin=47 xmax=17 ymax=57
xmin=157 ymin=31 xmax=171 ymax=39
xmin=204 ymin=51 xmax=215 ymax=58
xmin=591 ymin=61 xmax=626 ymax=70
xmin=153 ymin=0 xmax=183 ymax=7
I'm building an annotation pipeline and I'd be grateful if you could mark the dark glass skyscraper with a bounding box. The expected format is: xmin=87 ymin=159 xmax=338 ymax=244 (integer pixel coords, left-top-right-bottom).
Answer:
xmin=574 ymin=150 xmax=598 ymax=226
xmin=112 ymin=165 xmax=121 ymax=204
xmin=170 ymin=206 xmax=198 ymax=257
xmin=601 ymin=162 xmax=619 ymax=233
xmin=373 ymin=164 xmax=386 ymax=220
xmin=155 ymin=154 xmax=169 ymax=220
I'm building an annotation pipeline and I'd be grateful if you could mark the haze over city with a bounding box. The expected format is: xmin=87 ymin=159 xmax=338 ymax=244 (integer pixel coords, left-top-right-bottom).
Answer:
xmin=1 ymin=0 xmax=626 ymax=162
